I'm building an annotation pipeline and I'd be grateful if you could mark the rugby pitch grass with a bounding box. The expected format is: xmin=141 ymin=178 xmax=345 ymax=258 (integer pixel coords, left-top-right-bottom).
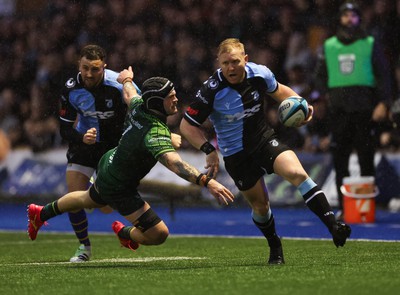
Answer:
xmin=0 ymin=232 xmax=398 ymax=295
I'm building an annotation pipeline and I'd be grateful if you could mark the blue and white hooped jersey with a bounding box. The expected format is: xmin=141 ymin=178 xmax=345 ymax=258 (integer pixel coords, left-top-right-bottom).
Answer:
xmin=184 ymin=62 xmax=278 ymax=157
xmin=60 ymin=69 xmax=140 ymax=147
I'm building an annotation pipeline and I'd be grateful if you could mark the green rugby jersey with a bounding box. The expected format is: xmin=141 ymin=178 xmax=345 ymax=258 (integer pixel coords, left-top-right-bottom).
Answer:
xmin=95 ymin=98 xmax=175 ymax=195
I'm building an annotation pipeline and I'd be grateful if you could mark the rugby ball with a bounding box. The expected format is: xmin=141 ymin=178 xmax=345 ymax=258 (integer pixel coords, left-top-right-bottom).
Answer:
xmin=278 ymin=96 xmax=309 ymax=127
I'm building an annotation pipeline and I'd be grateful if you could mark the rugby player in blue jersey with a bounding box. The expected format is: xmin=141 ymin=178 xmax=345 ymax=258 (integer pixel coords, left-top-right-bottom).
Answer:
xmin=180 ymin=38 xmax=351 ymax=264
xmin=58 ymin=45 xmax=141 ymax=262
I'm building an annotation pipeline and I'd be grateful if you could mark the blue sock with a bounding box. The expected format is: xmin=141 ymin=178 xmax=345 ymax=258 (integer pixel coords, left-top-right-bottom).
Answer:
xmin=297 ymin=178 xmax=335 ymax=231
xmin=252 ymin=208 xmax=280 ymax=248
xmin=297 ymin=177 xmax=317 ymax=198
xmin=251 ymin=208 xmax=272 ymax=224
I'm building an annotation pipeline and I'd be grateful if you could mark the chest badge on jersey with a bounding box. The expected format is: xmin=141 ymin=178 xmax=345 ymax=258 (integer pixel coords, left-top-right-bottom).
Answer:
xmin=208 ymin=79 xmax=219 ymax=89
xmin=269 ymin=139 xmax=279 ymax=147
xmin=106 ymin=99 xmax=113 ymax=108
xmin=338 ymin=53 xmax=355 ymax=74
xmin=251 ymin=91 xmax=260 ymax=101
xmin=65 ymin=78 xmax=76 ymax=88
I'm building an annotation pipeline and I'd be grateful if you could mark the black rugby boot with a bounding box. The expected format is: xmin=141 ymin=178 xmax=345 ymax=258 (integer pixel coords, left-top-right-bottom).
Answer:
xmin=331 ymin=222 xmax=351 ymax=247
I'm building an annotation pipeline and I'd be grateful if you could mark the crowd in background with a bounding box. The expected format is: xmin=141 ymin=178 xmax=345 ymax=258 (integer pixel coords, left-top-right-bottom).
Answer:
xmin=1 ymin=0 xmax=400 ymax=154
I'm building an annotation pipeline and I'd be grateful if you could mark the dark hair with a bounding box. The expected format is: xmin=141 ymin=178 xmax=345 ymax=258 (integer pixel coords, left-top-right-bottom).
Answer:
xmin=141 ymin=77 xmax=174 ymax=117
xmin=80 ymin=44 xmax=106 ymax=61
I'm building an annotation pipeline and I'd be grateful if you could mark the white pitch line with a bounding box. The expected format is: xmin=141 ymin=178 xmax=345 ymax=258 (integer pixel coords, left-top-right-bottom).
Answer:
xmin=0 ymin=257 xmax=207 ymax=267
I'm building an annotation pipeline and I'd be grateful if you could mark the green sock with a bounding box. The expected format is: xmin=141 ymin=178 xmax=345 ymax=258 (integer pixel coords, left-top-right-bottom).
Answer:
xmin=40 ymin=201 xmax=62 ymax=221
xmin=118 ymin=226 xmax=134 ymax=240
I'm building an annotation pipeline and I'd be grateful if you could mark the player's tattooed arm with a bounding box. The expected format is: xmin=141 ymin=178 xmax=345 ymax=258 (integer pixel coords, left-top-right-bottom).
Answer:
xmin=158 ymin=152 xmax=235 ymax=205
xmin=158 ymin=152 xmax=200 ymax=184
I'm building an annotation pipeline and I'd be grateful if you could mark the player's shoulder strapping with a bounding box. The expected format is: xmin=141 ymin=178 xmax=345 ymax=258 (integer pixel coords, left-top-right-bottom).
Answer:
xmin=103 ymin=69 xmax=121 ymax=88
xmin=246 ymin=62 xmax=273 ymax=78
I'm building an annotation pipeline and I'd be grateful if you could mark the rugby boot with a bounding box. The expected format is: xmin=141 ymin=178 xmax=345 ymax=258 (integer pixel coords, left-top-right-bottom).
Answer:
xmin=27 ymin=204 xmax=47 ymax=240
xmin=69 ymin=244 xmax=92 ymax=263
xmin=112 ymin=221 xmax=139 ymax=251
xmin=268 ymin=245 xmax=285 ymax=265
xmin=331 ymin=221 xmax=351 ymax=247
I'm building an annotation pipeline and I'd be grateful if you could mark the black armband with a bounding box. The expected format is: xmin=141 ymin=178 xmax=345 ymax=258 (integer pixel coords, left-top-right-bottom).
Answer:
xmin=204 ymin=176 xmax=212 ymax=187
xmin=200 ymin=142 xmax=216 ymax=155
xmin=196 ymin=173 xmax=212 ymax=187
xmin=196 ymin=173 xmax=205 ymax=185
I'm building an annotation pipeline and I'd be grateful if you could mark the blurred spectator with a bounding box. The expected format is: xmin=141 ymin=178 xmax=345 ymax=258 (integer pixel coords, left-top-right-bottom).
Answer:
xmin=364 ymin=0 xmax=398 ymax=67
xmin=303 ymin=93 xmax=331 ymax=153
xmin=285 ymin=64 xmax=312 ymax=98
xmin=284 ymin=32 xmax=315 ymax=75
xmin=23 ymin=84 xmax=60 ymax=152
xmin=0 ymin=0 xmax=15 ymax=17
xmin=0 ymin=88 xmax=25 ymax=148
xmin=379 ymin=62 xmax=400 ymax=151
xmin=380 ymin=99 xmax=400 ymax=151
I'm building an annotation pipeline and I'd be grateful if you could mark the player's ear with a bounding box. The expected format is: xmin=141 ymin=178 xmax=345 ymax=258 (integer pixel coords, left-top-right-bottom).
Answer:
xmin=244 ymin=54 xmax=249 ymax=62
xmin=103 ymin=63 xmax=107 ymax=69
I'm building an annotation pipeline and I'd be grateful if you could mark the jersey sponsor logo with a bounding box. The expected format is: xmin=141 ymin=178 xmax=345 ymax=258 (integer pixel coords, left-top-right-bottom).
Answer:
xmin=131 ymin=119 xmax=143 ymax=129
xmin=108 ymin=150 xmax=116 ymax=164
xmin=65 ymin=78 xmax=76 ymax=88
xmin=196 ymin=90 xmax=208 ymax=104
xmin=225 ymin=103 xmax=261 ymax=122
xmin=148 ymin=137 xmax=171 ymax=143
xmin=82 ymin=110 xmax=115 ymax=119
xmin=187 ymin=106 xmax=199 ymax=116
xmin=123 ymin=114 xmax=143 ymax=130
xmin=208 ymin=79 xmax=219 ymax=89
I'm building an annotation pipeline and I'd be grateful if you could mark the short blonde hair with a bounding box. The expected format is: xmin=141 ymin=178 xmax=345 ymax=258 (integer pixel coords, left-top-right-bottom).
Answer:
xmin=217 ymin=38 xmax=245 ymax=57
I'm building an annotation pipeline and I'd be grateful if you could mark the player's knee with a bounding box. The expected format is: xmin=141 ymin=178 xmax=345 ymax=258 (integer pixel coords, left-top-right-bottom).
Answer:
xmin=283 ymin=168 xmax=308 ymax=186
xmin=142 ymin=224 xmax=169 ymax=245
xmin=153 ymin=227 xmax=169 ymax=245
xmin=137 ymin=207 xmax=169 ymax=244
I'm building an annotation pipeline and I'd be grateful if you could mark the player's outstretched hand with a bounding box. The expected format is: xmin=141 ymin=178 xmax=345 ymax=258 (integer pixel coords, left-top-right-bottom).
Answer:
xmin=206 ymin=179 xmax=235 ymax=206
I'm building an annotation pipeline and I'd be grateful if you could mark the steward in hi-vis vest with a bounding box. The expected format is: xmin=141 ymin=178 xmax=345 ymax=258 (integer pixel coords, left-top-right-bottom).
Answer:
xmin=313 ymin=2 xmax=394 ymax=218
xmin=324 ymin=36 xmax=375 ymax=88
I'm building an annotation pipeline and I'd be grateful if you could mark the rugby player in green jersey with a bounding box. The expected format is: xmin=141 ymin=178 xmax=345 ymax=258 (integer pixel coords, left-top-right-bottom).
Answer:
xmin=27 ymin=66 xmax=235 ymax=250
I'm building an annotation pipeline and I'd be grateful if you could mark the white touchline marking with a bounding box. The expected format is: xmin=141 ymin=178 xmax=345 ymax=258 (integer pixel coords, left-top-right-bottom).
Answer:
xmin=0 ymin=257 xmax=207 ymax=267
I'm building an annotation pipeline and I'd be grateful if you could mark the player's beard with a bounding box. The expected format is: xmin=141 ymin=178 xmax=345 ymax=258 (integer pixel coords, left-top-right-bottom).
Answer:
xmin=83 ymin=75 xmax=103 ymax=89
xmin=83 ymin=79 xmax=97 ymax=89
